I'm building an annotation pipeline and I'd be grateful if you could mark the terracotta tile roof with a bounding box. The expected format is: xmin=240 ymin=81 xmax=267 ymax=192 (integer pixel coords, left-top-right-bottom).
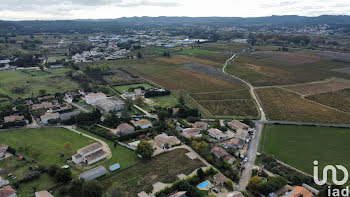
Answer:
xmin=86 ymin=93 xmax=106 ymax=99
xmin=208 ymin=128 xmax=224 ymax=136
xmin=78 ymin=142 xmax=102 ymax=155
xmin=4 ymin=115 xmax=24 ymax=123
xmin=211 ymin=147 xmax=229 ymax=158
xmin=0 ymin=186 xmax=16 ymax=197
xmin=117 ymin=123 xmax=134 ymax=131
xmin=132 ymin=119 xmax=151 ymax=126
xmin=283 ymin=186 xmax=314 ymax=197
xmin=35 ymin=190 xmax=54 ymax=197
xmin=229 ymin=120 xmax=249 ymax=130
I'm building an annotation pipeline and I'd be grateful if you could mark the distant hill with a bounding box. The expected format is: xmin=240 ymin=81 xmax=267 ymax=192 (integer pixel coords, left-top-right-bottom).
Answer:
xmin=1 ymin=15 xmax=350 ymax=34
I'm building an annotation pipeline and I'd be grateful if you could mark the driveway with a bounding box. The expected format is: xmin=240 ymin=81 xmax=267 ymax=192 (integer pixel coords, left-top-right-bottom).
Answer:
xmin=71 ymin=102 xmax=89 ymax=113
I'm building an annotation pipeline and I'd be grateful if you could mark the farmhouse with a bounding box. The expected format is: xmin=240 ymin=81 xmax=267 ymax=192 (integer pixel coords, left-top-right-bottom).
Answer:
xmin=116 ymin=123 xmax=135 ymax=135
xmin=224 ymin=138 xmax=244 ymax=150
xmin=122 ymin=88 xmax=144 ymax=98
xmin=208 ymin=128 xmax=225 ymax=139
xmin=210 ymin=147 xmax=235 ymax=164
xmin=131 ymin=119 xmax=152 ymax=129
xmin=85 ymin=93 xmax=107 ymax=104
xmin=35 ymin=190 xmax=54 ymax=197
xmin=182 ymin=128 xmax=201 ymax=138
xmin=228 ymin=120 xmax=250 ymax=131
xmin=0 ymin=186 xmax=16 ymax=197
xmin=191 ymin=121 xmax=208 ymax=131
xmin=235 ymin=130 xmax=248 ymax=141
xmin=72 ymin=142 xmax=107 ymax=165
xmin=213 ymin=172 xmax=227 ymax=186
xmin=37 ymin=95 xmax=54 ymax=102
xmin=95 ymin=98 xmax=125 ymax=114
xmin=0 ymin=144 xmax=8 ymax=158
xmin=79 ymin=166 xmax=107 ymax=181
xmin=3 ymin=115 xmax=24 ymax=123
xmin=154 ymin=133 xmax=181 ymax=148
xmin=32 ymin=102 xmax=53 ymax=110
xmin=40 ymin=113 xmax=60 ymax=124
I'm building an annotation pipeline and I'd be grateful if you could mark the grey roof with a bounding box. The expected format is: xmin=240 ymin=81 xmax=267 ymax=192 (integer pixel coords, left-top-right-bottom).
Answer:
xmin=95 ymin=98 xmax=124 ymax=111
xmin=60 ymin=110 xmax=81 ymax=120
xmin=79 ymin=166 xmax=107 ymax=180
xmin=78 ymin=142 xmax=102 ymax=155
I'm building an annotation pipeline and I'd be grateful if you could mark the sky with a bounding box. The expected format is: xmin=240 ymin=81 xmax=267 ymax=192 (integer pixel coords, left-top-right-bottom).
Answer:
xmin=0 ymin=0 xmax=350 ymax=20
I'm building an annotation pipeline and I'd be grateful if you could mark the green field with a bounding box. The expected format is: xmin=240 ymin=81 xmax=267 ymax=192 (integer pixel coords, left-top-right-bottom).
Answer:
xmin=259 ymin=124 xmax=350 ymax=176
xmin=150 ymin=94 xmax=179 ymax=107
xmin=100 ymin=148 xmax=204 ymax=195
xmin=0 ymin=68 xmax=80 ymax=98
xmin=113 ymin=83 xmax=155 ymax=93
xmin=0 ymin=127 xmax=94 ymax=166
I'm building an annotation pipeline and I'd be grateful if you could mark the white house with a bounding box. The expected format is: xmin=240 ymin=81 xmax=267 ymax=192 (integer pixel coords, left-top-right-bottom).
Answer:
xmin=0 ymin=144 xmax=8 ymax=158
xmin=72 ymin=143 xmax=107 ymax=165
xmin=85 ymin=93 xmax=107 ymax=104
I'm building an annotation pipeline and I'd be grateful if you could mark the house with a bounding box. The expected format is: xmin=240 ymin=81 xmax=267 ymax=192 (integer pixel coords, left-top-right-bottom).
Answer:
xmin=122 ymin=88 xmax=144 ymax=98
xmin=0 ymin=186 xmax=16 ymax=197
xmin=235 ymin=130 xmax=248 ymax=141
xmin=131 ymin=119 xmax=152 ymax=129
xmin=79 ymin=166 xmax=107 ymax=181
xmin=182 ymin=128 xmax=201 ymax=138
xmin=168 ymin=191 xmax=187 ymax=197
xmin=191 ymin=121 xmax=208 ymax=131
xmin=224 ymin=138 xmax=244 ymax=150
xmin=85 ymin=93 xmax=107 ymax=104
xmin=154 ymin=133 xmax=181 ymax=148
xmin=282 ymin=186 xmax=314 ymax=197
xmin=211 ymin=147 xmax=235 ymax=164
xmin=32 ymin=102 xmax=53 ymax=110
xmin=59 ymin=110 xmax=81 ymax=120
xmin=3 ymin=115 xmax=24 ymax=123
xmin=37 ymin=95 xmax=54 ymax=102
xmin=49 ymin=64 xmax=63 ymax=69
xmin=35 ymin=190 xmax=54 ymax=197
xmin=40 ymin=113 xmax=59 ymax=124
xmin=208 ymin=128 xmax=225 ymax=139
xmin=228 ymin=120 xmax=249 ymax=131
xmin=0 ymin=144 xmax=8 ymax=158
xmin=226 ymin=192 xmax=245 ymax=197
xmin=72 ymin=142 xmax=107 ymax=165
xmin=50 ymin=103 xmax=72 ymax=113
xmin=116 ymin=123 xmax=135 ymax=135
xmin=95 ymin=98 xmax=125 ymax=114
xmin=213 ymin=172 xmax=227 ymax=186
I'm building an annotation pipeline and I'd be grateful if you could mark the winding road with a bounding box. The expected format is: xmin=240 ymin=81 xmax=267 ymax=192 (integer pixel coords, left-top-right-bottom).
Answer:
xmin=221 ymin=50 xmax=266 ymax=190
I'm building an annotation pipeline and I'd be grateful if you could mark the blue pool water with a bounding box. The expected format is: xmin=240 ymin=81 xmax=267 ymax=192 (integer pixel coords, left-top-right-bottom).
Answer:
xmin=198 ymin=181 xmax=211 ymax=189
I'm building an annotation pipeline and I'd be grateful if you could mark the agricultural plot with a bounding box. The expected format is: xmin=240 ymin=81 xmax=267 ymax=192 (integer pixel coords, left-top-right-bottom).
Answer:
xmin=198 ymin=99 xmax=258 ymax=117
xmin=283 ymin=78 xmax=350 ymax=96
xmin=227 ymin=51 xmax=350 ymax=86
xmin=150 ymin=94 xmax=179 ymax=107
xmin=256 ymin=87 xmax=350 ymax=124
xmin=100 ymin=148 xmax=204 ymax=196
xmin=103 ymin=67 xmax=144 ymax=85
xmin=260 ymin=124 xmax=350 ymax=177
xmin=191 ymin=89 xmax=251 ymax=101
xmin=0 ymin=68 xmax=80 ymax=99
xmin=306 ymin=88 xmax=350 ymax=113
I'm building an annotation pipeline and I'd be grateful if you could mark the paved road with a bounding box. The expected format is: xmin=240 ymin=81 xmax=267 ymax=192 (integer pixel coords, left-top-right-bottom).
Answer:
xmin=71 ymin=102 xmax=89 ymax=113
xmin=222 ymin=53 xmax=266 ymax=121
xmin=237 ymin=122 xmax=263 ymax=190
xmin=133 ymin=104 xmax=158 ymax=120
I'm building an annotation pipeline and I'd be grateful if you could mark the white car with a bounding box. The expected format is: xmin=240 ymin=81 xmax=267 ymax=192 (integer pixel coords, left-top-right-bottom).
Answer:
xmin=243 ymin=157 xmax=248 ymax=163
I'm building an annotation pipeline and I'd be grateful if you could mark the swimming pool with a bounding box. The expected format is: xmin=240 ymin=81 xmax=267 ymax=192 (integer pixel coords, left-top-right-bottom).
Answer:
xmin=197 ymin=180 xmax=212 ymax=190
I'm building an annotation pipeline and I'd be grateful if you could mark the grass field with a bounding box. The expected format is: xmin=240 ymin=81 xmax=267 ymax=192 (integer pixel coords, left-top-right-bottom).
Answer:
xmin=227 ymin=51 xmax=350 ymax=86
xmin=198 ymin=99 xmax=258 ymax=117
xmin=150 ymin=94 xmax=179 ymax=107
xmin=256 ymin=87 xmax=350 ymax=124
xmin=259 ymin=124 xmax=350 ymax=177
xmin=100 ymin=148 xmax=204 ymax=195
xmin=0 ymin=127 xmax=94 ymax=166
xmin=306 ymin=88 xmax=350 ymax=113
xmin=0 ymin=68 xmax=80 ymax=99
xmin=113 ymin=83 xmax=155 ymax=93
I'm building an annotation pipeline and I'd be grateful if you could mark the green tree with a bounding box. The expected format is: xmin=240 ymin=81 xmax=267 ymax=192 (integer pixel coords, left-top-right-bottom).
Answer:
xmin=178 ymin=96 xmax=185 ymax=105
xmin=69 ymin=179 xmax=84 ymax=197
xmin=136 ymin=140 xmax=154 ymax=160
xmin=225 ymin=179 xmax=234 ymax=191
xmin=55 ymin=169 xmax=72 ymax=183
xmin=48 ymin=164 xmax=59 ymax=176
xmin=39 ymin=89 xmax=46 ymax=96
xmin=82 ymin=180 xmax=103 ymax=197
xmin=197 ymin=168 xmax=205 ymax=179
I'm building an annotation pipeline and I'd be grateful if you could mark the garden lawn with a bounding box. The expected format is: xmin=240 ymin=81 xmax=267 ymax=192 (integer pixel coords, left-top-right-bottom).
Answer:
xmin=259 ymin=124 xmax=350 ymax=176
xmin=0 ymin=127 xmax=94 ymax=167
xmin=150 ymin=94 xmax=179 ymax=107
